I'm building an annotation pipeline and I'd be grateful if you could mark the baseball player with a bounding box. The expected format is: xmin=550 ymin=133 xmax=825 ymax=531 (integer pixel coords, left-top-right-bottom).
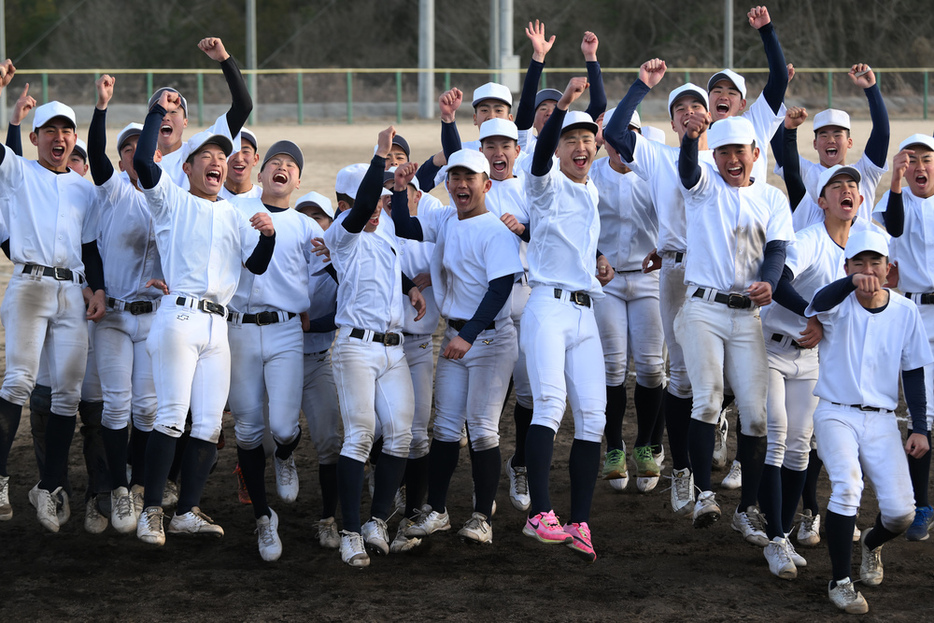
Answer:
xmin=220 ymin=128 xmax=262 ymax=201
xmin=804 ymin=229 xmax=931 ymax=614
xmin=132 ymin=89 xmax=278 ymax=547
xmin=325 ymin=126 xmax=426 ymax=567
xmin=0 ymin=59 xmax=106 ymax=532
xmin=393 ymin=147 xmax=522 ymax=545
xmin=873 ymin=134 xmax=934 ymax=541
xmin=520 ymin=77 xmax=611 ymax=563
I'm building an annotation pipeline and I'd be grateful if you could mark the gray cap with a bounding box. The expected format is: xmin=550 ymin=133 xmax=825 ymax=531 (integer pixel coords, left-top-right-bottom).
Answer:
xmin=261 ymin=140 xmax=304 ymax=175
xmin=148 ymin=87 xmax=189 ymax=118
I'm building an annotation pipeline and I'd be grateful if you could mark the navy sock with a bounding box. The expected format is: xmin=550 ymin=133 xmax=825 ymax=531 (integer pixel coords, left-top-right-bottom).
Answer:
xmin=512 ymin=403 xmax=533 ymax=467
xmin=569 ymin=439 xmax=601 ymax=524
xmin=167 ymin=429 xmax=189 ymax=483
xmin=665 ymin=393 xmax=693 ymax=470
xmin=425 ymin=439 xmax=461 ymax=514
xmin=907 ymin=430 xmax=931 ymax=507
xmin=368 ymin=436 xmax=384 ymax=466
xmin=0 ymin=397 xmax=23 ymax=476
xmin=129 ymin=426 xmax=150 ymax=487
xmin=525 ymin=425 xmax=555 ymax=517
xmin=649 ymin=391 xmax=666 ymax=450
xmin=471 ymin=446 xmax=501 ymax=519
xmin=780 ymin=466 xmax=808 ymax=534
xmin=826 ymin=510 xmax=857 ymax=582
xmin=604 ymin=384 xmax=626 ymax=450
xmin=404 ymin=455 xmax=429 ymax=518
xmin=274 ymin=427 xmax=302 ymax=460
xmin=143 ymin=431 xmax=178 ymax=509
xmin=758 ymin=464 xmax=783 ymax=539
xmin=337 ymin=455 xmax=366 ymax=533
xmin=237 ymin=444 xmax=270 ymax=519
xmin=634 ymin=384 xmax=663 ymax=447
xmin=176 ymin=437 xmax=217 ymax=515
xmin=79 ymin=400 xmax=109 ymax=496
xmin=738 ymin=433 xmax=767 ymax=510
xmin=40 ymin=413 xmax=77 ymax=492
xmin=688 ymin=419 xmax=715 ymax=491
xmin=802 ymin=449 xmax=822 ymax=514
xmin=101 ymin=425 xmax=130 ymax=490
xmin=864 ymin=512 xmax=903 ymax=550
xmin=319 ymin=462 xmax=338 ymax=519
xmin=371 ymin=452 xmax=407 ymax=521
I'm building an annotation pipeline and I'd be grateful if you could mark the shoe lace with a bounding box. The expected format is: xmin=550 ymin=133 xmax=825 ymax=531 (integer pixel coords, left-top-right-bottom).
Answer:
xmin=144 ymin=509 xmax=161 ymax=531
xmin=606 ymin=448 xmax=625 ymax=464
xmin=278 ymin=457 xmax=296 ymax=485
xmin=727 ymin=462 xmax=742 ymax=481
xmin=257 ymin=519 xmax=277 ymax=546
xmin=115 ymin=495 xmax=133 ymax=521
xmin=864 ymin=543 xmax=882 ymax=570
xmin=42 ymin=490 xmax=58 ymax=519
xmin=513 ymin=468 xmax=529 ymax=496
xmin=747 ymin=509 xmax=766 ymax=533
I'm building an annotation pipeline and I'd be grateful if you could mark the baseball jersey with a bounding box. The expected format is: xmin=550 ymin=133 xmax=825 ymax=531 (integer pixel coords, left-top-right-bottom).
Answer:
xmin=325 ymin=210 xmax=404 ymax=333
xmin=0 ymin=143 xmax=99 ymax=274
xmin=229 ymin=199 xmax=324 ymax=314
xmin=219 ymin=184 xmax=263 ymax=203
xmin=416 ymin=206 xmax=522 ymax=322
xmin=396 ymin=236 xmax=440 ymax=335
xmin=304 ymin=269 xmax=338 ymax=353
xmin=589 ymin=157 xmax=657 ymax=272
xmin=742 ymin=94 xmax=784 ymax=185
xmin=807 ymin=290 xmax=933 ymax=410
xmin=873 ymin=189 xmax=934 ymax=294
xmin=97 ymin=170 xmax=162 ymax=302
xmin=159 ymin=113 xmax=237 ymax=191
xmin=142 ymin=172 xmax=264 ymax=305
xmin=681 ymin=162 xmax=795 ymax=293
xmin=486 ymin=176 xmax=531 ymax=272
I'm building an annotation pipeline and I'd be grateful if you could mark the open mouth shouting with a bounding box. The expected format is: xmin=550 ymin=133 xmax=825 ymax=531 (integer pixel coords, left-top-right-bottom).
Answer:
xmin=727 ymin=164 xmax=743 ymax=179
xmin=572 ymin=155 xmax=589 ymax=169
xmin=272 ymin=171 xmax=288 ymax=184
xmin=491 ymin=159 xmax=507 ymax=175
xmin=51 ymin=145 xmax=66 ymax=160
xmin=160 ymin=124 xmax=173 ymax=138
xmin=205 ymin=169 xmax=222 ymax=185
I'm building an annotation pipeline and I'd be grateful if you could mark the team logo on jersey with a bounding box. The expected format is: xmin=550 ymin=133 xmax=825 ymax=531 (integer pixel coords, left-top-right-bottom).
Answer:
xmin=177 ymin=313 xmax=190 ymax=321
xmin=482 ymin=338 xmax=494 ymax=345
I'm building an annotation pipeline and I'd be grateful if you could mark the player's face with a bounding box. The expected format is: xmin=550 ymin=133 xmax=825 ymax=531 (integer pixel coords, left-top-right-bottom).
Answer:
xmin=473 ymin=100 xmax=513 ymax=127
xmin=118 ymin=137 xmax=140 ymax=183
xmin=670 ymin=96 xmax=710 ymax=140
xmin=603 ymin=137 xmax=632 ymax=174
xmin=297 ymin=205 xmax=332 ymax=231
xmin=844 ymin=251 xmax=890 ymax=284
xmin=817 ymin=175 xmax=862 ymax=221
xmin=533 ymin=100 xmax=557 ymax=133
xmin=557 ymin=129 xmax=597 ymax=183
xmin=813 ymin=126 xmax=852 ymax=167
xmin=905 ymin=147 xmax=934 ymax=199
xmin=480 ymin=137 xmax=520 ymax=181
xmin=708 ymin=80 xmax=746 ymax=121
xmin=713 ymin=142 xmax=759 ymax=188
xmin=68 ymin=154 xmax=88 ymax=177
xmin=183 ymin=144 xmax=227 ymax=199
xmin=30 ymin=119 xmax=76 ymax=172
xmin=385 ymin=145 xmax=408 ymax=168
xmin=227 ymin=144 xmax=259 ymax=186
xmin=158 ymin=105 xmax=188 ymax=151
xmin=446 ymin=167 xmax=491 ymax=217
xmin=258 ymin=153 xmax=301 ymax=199
xmin=364 ymin=202 xmax=382 ymax=233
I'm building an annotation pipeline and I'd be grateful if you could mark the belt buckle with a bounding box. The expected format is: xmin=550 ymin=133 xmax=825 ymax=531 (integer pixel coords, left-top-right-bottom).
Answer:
xmin=384 ymin=333 xmax=401 ymax=346
xmin=255 ymin=311 xmax=274 ymax=326
xmin=570 ymin=291 xmax=587 ymax=306
xmin=858 ymin=405 xmax=876 ymax=412
xmin=128 ymin=301 xmax=150 ymax=315
xmin=726 ymin=293 xmax=747 ymax=309
xmin=52 ymin=266 xmax=70 ymax=281
xmin=198 ymin=300 xmax=222 ymax=316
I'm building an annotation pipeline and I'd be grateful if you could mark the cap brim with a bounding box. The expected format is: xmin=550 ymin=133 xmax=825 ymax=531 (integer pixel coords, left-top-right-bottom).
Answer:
xmin=561 ymin=121 xmax=598 ymax=136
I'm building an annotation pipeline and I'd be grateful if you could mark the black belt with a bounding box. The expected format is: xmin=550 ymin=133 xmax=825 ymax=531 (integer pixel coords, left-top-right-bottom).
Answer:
xmin=906 ymin=292 xmax=934 ymax=305
xmin=107 ymin=297 xmax=154 ymax=315
xmin=447 ymin=318 xmax=495 ymax=332
xmin=554 ymin=288 xmax=591 ymax=308
xmin=770 ymin=333 xmax=803 ymax=349
xmin=674 ymin=252 xmax=684 ymax=263
xmin=176 ymin=296 xmax=227 ymax=317
xmin=831 ymin=402 xmax=885 ymax=413
xmin=349 ymin=328 xmax=401 ymax=346
xmin=22 ymin=264 xmax=84 ymax=284
xmin=229 ymin=311 xmax=296 ymax=325
xmin=692 ymin=288 xmax=752 ymax=309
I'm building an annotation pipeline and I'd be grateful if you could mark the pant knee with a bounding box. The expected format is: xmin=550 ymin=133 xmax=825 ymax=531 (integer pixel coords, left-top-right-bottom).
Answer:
xmin=882 ymin=511 xmax=915 ymax=534
xmin=469 ymin=433 xmax=499 ymax=453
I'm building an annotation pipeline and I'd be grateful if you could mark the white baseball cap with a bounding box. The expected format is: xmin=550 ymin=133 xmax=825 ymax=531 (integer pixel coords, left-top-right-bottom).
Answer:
xmin=116 ymin=122 xmax=144 ymax=153
xmin=472 ymin=82 xmax=513 ymax=108
xmin=642 ymin=125 xmax=666 ymax=145
xmin=813 ymin=109 xmax=851 ymax=132
xmin=479 ymin=118 xmax=519 ymax=142
xmin=185 ymin=130 xmax=233 ymax=163
xmin=707 ymin=116 xmax=756 ymax=149
xmin=707 ymin=69 xmax=748 ymax=99
xmin=845 ymin=228 xmax=889 ymax=260
xmin=72 ymin=138 xmax=88 ymax=162
xmin=898 ymin=133 xmax=934 ymax=152
xmin=446 ymin=149 xmax=491 ymax=176
xmin=667 ymin=83 xmax=709 ymax=119
xmin=237 ymin=127 xmax=258 ymax=151
xmin=32 ymin=101 xmax=77 ymax=132
xmin=335 ymin=163 xmax=369 ymax=199
xmin=817 ymin=164 xmax=862 ymax=196
xmin=602 ymin=107 xmax=641 ymax=130
xmin=380 ymin=187 xmax=392 ymax=198
xmin=561 ymin=110 xmax=598 ymax=136
xmin=295 ymin=191 xmax=335 ymax=219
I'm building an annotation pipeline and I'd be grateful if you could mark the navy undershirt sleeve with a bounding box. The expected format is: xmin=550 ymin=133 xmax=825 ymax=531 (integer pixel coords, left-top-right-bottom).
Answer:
xmin=758 ymin=23 xmax=788 ymax=114
xmin=342 ymin=155 xmax=385 ymax=234
xmin=134 ymin=105 xmax=164 ymax=190
xmin=221 ymin=57 xmax=252 ymax=138
xmin=760 ymin=240 xmax=788 ymax=291
xmin=515 ymin=59 xmax=545 ymax=131
xmin=88 ymin=108 xmax=114 ymax=186
xmin=584 ymin=61 xmax=607 ymax=121
xmin=6 ymin=123 xmax=22 ymax=156
xmin=306 ymin=311 xmax=337 ymax=333
xmin=459 ymin=274 xmax=513 ymax=344
xmin=401 ymin=272 xmax=416 ymax=295
xmin=324 ymin=262 xmax=339 ymax=284
xmin=863 ymin=85 xmax=889 ymax=168
xmin=441 ymin=120 xmax=462 ymax=161
xmin=780 ymin=127 xmax=807 ymax=211
xmin=81 ymin=241 xmax=105 ymax=292
xmin=531 ymin=107 xmax=566 ymax=177
xmin=415 ymin=158 xmax=441 ymax=193
xmin=772 ymin=266 xmax=808 ymax=316
xmin=604 ymin=80 xmax=650 ymax=163
xmin=810 ymin=276 xmax=857 ymax=312
xmin=679 ymin=134 xmax=701 ymax=189
xmin=903 ymin=367 xmax=928 ymax=432
xmin=880 ymin=189 xmax=904 ymax=237
xmin=390 ymin=189 xmax=424 ymax=241
xmin=244 ymin=232 xmax=276 ymax=275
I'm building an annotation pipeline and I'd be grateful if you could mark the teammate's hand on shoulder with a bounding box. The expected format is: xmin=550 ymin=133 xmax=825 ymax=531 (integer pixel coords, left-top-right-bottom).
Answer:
xmin=747 ymin=5 xmax=771 ymax=29
xmin=413 ymin=272 xmax=431 ymax=291
xmin=526 ymin=20 xmax=555 ymax=63
xmin=848 ymin=63 xmax=875 ymax=89
xmin=96 ymin=75 xmax=115 ymax=110
xmin=559 ymin=77 xmax=589 ymax=110
xmin=683 ymin=115 xmax=708 ymax=140
xmin=798 ymin=315 xmax=823 ymax=348
xmin=638 ymin=58 xmax=667 ymax=89
xmin=851 ymin=273 xmax=882 ymax=294
xmin=250 ymin=212 xmax=275 ymax=237
xmin=198 ymin=37 xmax=230 ymax=62
xmin=642 ymin=249 xmax=662 ymax=273
xmin=0 ymin=59 xmax=15 ymax=90
xmin=596 ymin=254 xmax=615 ymax=286
xmin=376 ymin=126 xmax=396 ymax=158
xmin=408 ymin=286 xmax=426 ymax=321
xmin=747 ymin=281 xmax=772 ymax=306
xmin=86 ymin=289 xmax=106 ymax=322
xmin=905 ymin=432 xmax=930 ymax=459
xmin=145 ymin=278 xmax=170 ymax=295
xmin=784 ymin=106 xmax=808 ymax=130
xmin=439 ymin=88 xmax=463 ymax=123
xmin=891 ymin=150 xmax=912 ymax=190
xmin=500 ymin=212 xmax=526 ymax=237
xmin=312 ymin=236 xmax=331 ymax=262
xmin=442 ymin=335 xmax=471 ymax=360
xmin=11 ymin=83 xmax=35 ymax=126
xmin=394 ymin=161 xmax=418 ymax=191
xmin=581 ymin=31 xmax=599 ymax=62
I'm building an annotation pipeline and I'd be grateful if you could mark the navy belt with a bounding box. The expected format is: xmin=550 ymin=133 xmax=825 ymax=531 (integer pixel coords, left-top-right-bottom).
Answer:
xmin=107 ymin=297 xmax=154 ymax=315
xmin=229 ymin=311 xmax=296 ymax=325
xmin=693 ymin=288 xmax=752 ymax=309
xmin=176 ymin=296 xmax=227 ymax=317
xmin=349 ymin=328 xmax=401 ymax=346
xmin=831 ymin=402 xmax=884 ymax=413
xmin=23 ymin=264 xmax=84 ymax=284
xmin=554 ymin=288 xmax=592 ymax=308
xmin=906 ymin=292 xmax=934 ymax=305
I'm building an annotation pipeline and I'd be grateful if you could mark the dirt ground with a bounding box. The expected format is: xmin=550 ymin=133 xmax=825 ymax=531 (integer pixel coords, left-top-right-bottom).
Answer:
xmin=1 ymin=119 xmax=934 ymax=622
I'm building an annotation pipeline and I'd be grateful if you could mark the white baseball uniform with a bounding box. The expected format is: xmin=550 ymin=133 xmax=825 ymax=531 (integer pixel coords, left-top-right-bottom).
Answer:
xmin=301 ymin=270 xmax=342 ymax=466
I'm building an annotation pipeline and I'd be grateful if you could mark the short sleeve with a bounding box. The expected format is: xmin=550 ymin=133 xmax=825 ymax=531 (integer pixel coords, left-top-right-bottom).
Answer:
xmin=901 ymin=303 xmax=934 ymax=371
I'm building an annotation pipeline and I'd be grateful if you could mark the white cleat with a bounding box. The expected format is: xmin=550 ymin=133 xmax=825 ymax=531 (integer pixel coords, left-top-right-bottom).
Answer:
xmin=720 ymin=460 xmax=742 ymax=490
xmin=274 ymin=454 xmax=300 ymax=503
xmin=256 ymin=509 xmax=283 ymax=562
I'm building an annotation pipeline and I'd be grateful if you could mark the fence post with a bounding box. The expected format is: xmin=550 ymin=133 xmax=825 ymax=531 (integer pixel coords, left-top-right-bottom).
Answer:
xmin=925 ymin=71 xmax=929 ymax=121
xmin=146 ymin=72 xmax=153 ymax=99
xmin=297 ymin=71 xmax=304 ymax=126
xmin=826 ymin=71 xmax=833 ymax=109
xmin=396 ymin=70 xmax=403 ymax=123
xmin=444 ymin=71 xmax=450 ymax=92
xmin=346 ymin=71 xmax=353 ymax=125
xmin=41 ymin=73 xmax=48 ymax=104
xmin=684 ymin=71 xmax=690 ymax=84
xmin=196 ymin=73 xmax=204 ymax=126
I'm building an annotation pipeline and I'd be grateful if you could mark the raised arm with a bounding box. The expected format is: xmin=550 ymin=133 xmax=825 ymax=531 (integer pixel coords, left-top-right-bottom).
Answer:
xmin=603 ymin=59 xmax=667 ymax=162
xmin=89 ymin=75 xmax=116 ymax=186
xmin=849 ymin=64 xmax=889 ymax=168
xmin=515 ymin=20 xmax=555 ymax=131
xmin=199 ymin=37 xmax=253 ymax=138
xmin=749 ymin=6 xmax=788 ymax=114
xmin=531 ymin=76 xmax=588 ymax=176
xmin=134 ymin=91 xmax=179 ymax=189
xmin=342 ymin=127 xmax=393 ymax=234
xmin=881 ymin=149 xmax=909 ymax=236
xmin=778 ymin=106 xmax=808 ymax=210
xmin=678 ymin=115 xmax=708 ymax=190
xmin=390 ymin=162 xmax=425 ymax=241
xmin=439 ymin=88 xmax=464 ymax=161
xmin=582 ymin=31 xmax=607 ymax=120
xmin=6 ymin=82 xmax=34 ymax=157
